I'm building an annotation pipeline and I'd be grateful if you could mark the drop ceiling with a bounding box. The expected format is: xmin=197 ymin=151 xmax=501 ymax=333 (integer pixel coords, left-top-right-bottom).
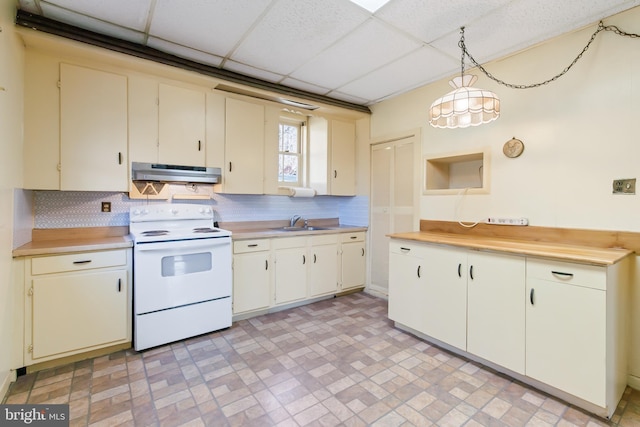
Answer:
xmin=16 ymin=0 xmax=640 ymax=108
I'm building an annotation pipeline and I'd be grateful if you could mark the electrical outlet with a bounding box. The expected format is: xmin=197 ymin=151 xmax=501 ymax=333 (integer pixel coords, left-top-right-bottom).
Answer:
xmin=613 ymin=178 xmax=635 ymax=194
xmin=101 ymin=201 xmax=111 ymax=212
xmin=485 ymin=217 xmax=529 ymax=226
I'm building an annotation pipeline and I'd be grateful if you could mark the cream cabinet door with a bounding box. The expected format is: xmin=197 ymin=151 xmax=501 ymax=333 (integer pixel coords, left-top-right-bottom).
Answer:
xmin=60 ymin=63 xmax=128 ymax=191
xmin=224 ymin=98 xmax=265 ymax=194
xmin=467 ymin=251 xmax=525 ymax=374
xmin=159 ymin=83 xmax=206 ymax=166
xmin=526 ymin=276 xmax=606 ymax=406
xmin=340 ymin=238 xmax=366 ymax=291
xmin=388 ymin=242 xmax=426 ymax=332
xmin=274 ymin=246 xmax=307 ymax=305
xmin=330 ymin=119 xmax=356 ymax=196
xmin=31 ymin=269 xmax=128 ymax=359
xmin=308 ymin=243 xmax=338 ymax=297
xmin=420 ymin=245 xmax=467 ymax=350
xmin=233 ymin=251 xmax=271 ymax=314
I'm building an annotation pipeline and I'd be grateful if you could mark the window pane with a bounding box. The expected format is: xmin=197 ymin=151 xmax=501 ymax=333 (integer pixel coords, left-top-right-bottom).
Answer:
xmin=279 ymin=123 xmax=299 ymax=153
xmin=279 ymin=153 xmax=298 ymax=182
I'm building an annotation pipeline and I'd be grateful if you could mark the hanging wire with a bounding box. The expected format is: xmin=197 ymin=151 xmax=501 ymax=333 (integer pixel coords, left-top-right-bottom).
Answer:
xmin=459 ymin=21 xmax=640 ymax=89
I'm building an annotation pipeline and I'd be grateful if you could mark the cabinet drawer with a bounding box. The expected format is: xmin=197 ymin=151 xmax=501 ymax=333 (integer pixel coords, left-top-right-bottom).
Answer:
xmin=272 ymin=236 xmax=307 ymax=250
xmin=234 ymin=239 xmax=270 ymax=254
xmin=340 ymin=232 xmax=365 ymax=243
xmin=310 ymin=234 xmax=338 ymax=245
xmin=31 ymin=249 xmax=128 ymax=275
xmin=389 ymin=240 xmax=428 ymax=258
xmin=527 ymin=258 xmax=606 ymax=290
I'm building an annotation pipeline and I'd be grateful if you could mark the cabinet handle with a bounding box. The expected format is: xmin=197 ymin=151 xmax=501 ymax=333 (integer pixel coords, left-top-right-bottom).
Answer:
xmin=118 ymin=152 xmax=122 ymax=165
xmin=457 ymin=263 xmax=462 ymax=278
xmin=417 ymin=265 xmax=421 ymax=278
xmin=551 ymin=271 xmax=574 ymax=279
xmin=265 ymin=260 xmax=268 ymax=270
xmin=530 ymin=288 xmax=535 ymax=305
xmin=400 ymin=247 xmax=411 ymax=252
xmin=229 ymin=162 xmax=233 ymax=172
xmin=303 ymin=255 xmax=306 ymax=264
xmin=247 ymin=244 xmax=258 ymax=248
xmin=73 ymin=260 xmax=92 ymax=265
xmin=198 ymin=140 xmax=202 ymax=151
xmin=350 ymin=236 xmax=357 ymax=240
xmin=118 ymin=278 xmax=122 ymax=292
xmin=361 ymin=248 xmax=365 ymax=256
xmin=334 ymin=170 xmax=337 ymax=178
xmin=313 ymin=254 xmax=317 ymax=263
xmin=469 ymin=265 xmax=474 ymax=280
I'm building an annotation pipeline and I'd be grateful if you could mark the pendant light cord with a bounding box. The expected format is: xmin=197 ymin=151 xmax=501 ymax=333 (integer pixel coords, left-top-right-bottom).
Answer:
xmin=460 ymin=21 xmax=640 ymax=90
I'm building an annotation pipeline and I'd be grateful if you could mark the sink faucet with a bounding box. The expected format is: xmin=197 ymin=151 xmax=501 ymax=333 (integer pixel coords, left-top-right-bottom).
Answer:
xmin=290 ymin=215 xmax=302 ymax=227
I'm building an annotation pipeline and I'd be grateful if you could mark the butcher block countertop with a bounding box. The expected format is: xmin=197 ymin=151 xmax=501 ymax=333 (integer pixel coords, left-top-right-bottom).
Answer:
xmin=390 ymin=230 xmax=632 ymax=266
xmin=12 ymin=227 xmax=133 ymax=258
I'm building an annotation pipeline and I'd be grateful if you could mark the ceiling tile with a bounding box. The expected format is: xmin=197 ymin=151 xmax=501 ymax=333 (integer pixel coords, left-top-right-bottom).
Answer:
xmin=290 ymin=19 xmax=421 ymax=89
xmin=43 ymin=0 xmax=153 ymax=31
xmin=39 ymin=3 xmax=146 ymax=44
xmin=325 ymin=90 xmax=369 ymax=105
xmin=280 ymin=78 xmax=331 ymax=95
xmin=376 ymin=0 xmax=511 ymax=43
xmin=223 ymin=60 xmax=284 ymax=83
xmin=149 ymin=0 xmax=273 ymax=57
xmin=232 ymin=0 xmax=370 ymax=75
xmin=147 ymin=37 xmax=224 ymax=67
xmin=338 ymin=46 xmax=459 ymax=103
xmin=431 ymin=0 xmax=640 ymax=65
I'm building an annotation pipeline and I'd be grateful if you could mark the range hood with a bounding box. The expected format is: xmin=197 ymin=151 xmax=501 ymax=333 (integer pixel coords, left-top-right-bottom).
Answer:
xmin=132 ymin=162 xmax=221 ymax=184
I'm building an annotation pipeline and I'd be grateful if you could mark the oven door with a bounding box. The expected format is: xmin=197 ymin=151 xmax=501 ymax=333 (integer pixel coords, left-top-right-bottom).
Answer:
xmin=134 ymin=237 xmax=231 ymax=314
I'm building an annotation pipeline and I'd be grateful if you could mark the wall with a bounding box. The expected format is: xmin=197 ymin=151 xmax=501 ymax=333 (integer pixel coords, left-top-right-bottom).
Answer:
xmin=370 ymin=7 xmax=640 ymax=382
xmin=0 ymin=1 xmax=24 ymax=399
xmin=30 ymin=190 xmax=370 ymax=229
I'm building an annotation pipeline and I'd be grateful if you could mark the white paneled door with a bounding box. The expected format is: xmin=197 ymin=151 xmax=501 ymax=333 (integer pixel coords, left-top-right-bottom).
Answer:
xmin=369 ymin=134 xmax=419 ymax=295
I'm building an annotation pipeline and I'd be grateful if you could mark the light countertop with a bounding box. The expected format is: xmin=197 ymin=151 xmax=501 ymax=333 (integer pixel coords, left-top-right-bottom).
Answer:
xmin=389 ymin=231 xmax=632 ymax=266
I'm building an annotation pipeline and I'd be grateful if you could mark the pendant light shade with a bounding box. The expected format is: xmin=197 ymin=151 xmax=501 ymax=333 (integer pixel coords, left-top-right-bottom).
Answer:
xmin=429 ymin=75 xmax=500 ymax=129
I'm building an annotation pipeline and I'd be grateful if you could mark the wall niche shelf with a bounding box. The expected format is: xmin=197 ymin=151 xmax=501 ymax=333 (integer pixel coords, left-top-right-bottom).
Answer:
xmin=423 ymin=149 xmax=490 ymax=195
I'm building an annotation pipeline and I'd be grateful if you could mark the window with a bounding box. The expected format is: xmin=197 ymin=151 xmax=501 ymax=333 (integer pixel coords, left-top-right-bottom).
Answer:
xmin=278 ymin=119 xmax=303 ymax=185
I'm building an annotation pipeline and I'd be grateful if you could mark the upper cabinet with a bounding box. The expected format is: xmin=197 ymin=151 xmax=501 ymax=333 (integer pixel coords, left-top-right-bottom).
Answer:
xmin=158 ymin=83 xmax=206 ymax=166
xmin=59 ymin=64 xmax=128 ymax=191
xmin=223 ymin=97 xmax=265 ymax=194
xmin=23 ymin=59 xmax=129 ymax=191
xmin=308 ymin=117 xmax=356 ymax=196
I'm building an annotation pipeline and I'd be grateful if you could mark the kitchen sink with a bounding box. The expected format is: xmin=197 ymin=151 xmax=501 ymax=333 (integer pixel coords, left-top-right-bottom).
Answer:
xmin=275 ymin=226 xmax=332 ymax=231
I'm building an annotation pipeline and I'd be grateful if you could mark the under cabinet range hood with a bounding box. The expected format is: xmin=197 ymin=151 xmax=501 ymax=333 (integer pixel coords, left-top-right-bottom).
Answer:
xmin=132 ymin=162 xmax=221 ymax=184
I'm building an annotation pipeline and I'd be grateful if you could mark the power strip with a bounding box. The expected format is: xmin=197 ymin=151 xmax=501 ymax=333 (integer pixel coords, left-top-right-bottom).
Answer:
xmin=485 ymin=217 xmax=529 ymax=226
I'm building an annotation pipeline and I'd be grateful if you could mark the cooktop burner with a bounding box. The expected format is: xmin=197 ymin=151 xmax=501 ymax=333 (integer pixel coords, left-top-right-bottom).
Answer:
xmin=193 ymin=227 xmax=220 ymax=233
xmin=141 ymin=230 xmax=170 ymax=236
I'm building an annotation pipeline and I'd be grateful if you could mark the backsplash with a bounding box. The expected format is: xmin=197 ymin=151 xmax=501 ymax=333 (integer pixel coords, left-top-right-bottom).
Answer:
xmin=32 ymin=190 xmax=369 ymax=229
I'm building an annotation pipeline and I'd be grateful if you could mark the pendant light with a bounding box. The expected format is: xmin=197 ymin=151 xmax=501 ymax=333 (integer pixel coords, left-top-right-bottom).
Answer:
xmin=429 ymin=28 xmax=500 ymax=129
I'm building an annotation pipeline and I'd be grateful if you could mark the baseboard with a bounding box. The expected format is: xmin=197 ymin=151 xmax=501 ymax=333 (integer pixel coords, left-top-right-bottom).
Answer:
xmin=0 ymin=369 xmax=17 ymax=403
xmin=627 ymin=374 xmax=640 ymax=390
xmin=364 ymin=284 xmax=388 ymax=300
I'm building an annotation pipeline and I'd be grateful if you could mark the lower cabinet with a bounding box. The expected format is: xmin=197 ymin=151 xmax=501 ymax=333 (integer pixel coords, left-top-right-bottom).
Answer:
xmin=339 ymin=232 xmax=366 ymax=291
xmin=525 ymin=258 xmax=623 ymax=409
xmin=388 ymin=238 xmax=629 ymax=418
xmin=232 ymin=239 xmax=271 ymax=314
xmin=467 ymin=251 xmax=525 ymax=374
xmin=24 ymin=249 xmax=132 ymax=364
xmin=273 ymin=237 xmax=308 ymax=305
xmin=308 ymin=235 xmax=339 ymax=298
xmin=232 ymin=231 xmax=365 ymax=317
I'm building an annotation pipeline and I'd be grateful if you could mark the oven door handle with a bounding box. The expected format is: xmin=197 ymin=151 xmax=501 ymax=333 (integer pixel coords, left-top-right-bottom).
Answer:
xmin=135 ymin=238 xmax=230 ymax=252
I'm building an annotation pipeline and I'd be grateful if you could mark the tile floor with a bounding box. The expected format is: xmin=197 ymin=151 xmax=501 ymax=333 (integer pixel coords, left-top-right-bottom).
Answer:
xmin=4 ymin=292 xmax=640 ymax=426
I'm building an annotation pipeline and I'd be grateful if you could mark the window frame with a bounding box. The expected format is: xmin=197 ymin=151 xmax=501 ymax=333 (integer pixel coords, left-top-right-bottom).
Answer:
xmin=277 ymin=116 xmax=305 ymax=186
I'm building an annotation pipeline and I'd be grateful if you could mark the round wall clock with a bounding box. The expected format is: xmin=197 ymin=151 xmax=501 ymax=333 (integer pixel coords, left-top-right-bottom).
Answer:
xmin=503 ymin=138 xmax=524 ymax=158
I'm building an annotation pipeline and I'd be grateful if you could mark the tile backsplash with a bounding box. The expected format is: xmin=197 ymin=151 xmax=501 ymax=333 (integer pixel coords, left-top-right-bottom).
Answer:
xmin=32 ymin=190 xmax=369 ymax=229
